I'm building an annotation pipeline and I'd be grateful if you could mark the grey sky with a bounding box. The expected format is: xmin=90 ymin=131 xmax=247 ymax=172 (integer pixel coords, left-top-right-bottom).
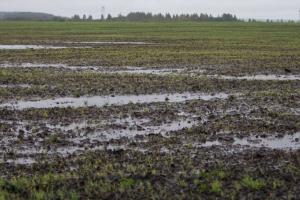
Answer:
xmin=1 ymin=0 xmax=300 ymax=20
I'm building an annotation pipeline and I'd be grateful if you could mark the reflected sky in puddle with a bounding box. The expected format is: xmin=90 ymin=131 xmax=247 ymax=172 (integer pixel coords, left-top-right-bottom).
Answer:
xmin=0 ymin=92 xmax=229 ymax=110
xmin=3 ymin=144 xmax=127 ymax=161
xmin=0 ymin=113 xmax=199 ymax=161
xmin=83 ymin=119 xmax=197 ymax=142
xmin=109 ymin=67 xmax=183 ymax=75
xmin=0 ymin=45 xmax=70 ymax=50
xmin=67 ymin=41 xmax=149 ymax=45
xmin=0 ymin=63 xmax=183 ymax=75
xmin=47 ymin=121 xmax=98 ymax=132
xmin=207 ymin=74 xmax=300 ymax=81
xmin=1 ymin=157 xmax=36 ymax=165
xmin=1 ymin=63 xmax=299 ymax=81
xmin=233 ymin=132 xmax=300 ymax=150
xmin=199 ymin=132 xmax=300 ymax=150
xmin=0 ymin=84 xmax=32 ymax=88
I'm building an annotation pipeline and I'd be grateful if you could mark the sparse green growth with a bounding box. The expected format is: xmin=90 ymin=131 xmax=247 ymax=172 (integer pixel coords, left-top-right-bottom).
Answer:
xmin=272 ymin=179 xmax=283 ymax=190
xmin=242 ymin=176 xmax=265 ymax=190
xmin=211 ymin=180 xmax=222 ymax=194
xmin=120 ymin=178 xmax=135 ymax=190
xmin=199 ymin=183 xmax=208 ymax=193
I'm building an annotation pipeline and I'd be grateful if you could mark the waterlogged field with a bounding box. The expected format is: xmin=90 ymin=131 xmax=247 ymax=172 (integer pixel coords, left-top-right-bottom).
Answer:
xmin=0 ymin=21 xmax=300 ymax=199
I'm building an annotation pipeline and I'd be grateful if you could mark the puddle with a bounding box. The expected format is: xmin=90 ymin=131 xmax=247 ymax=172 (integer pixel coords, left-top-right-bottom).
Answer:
xmin=234 ymin=132 xmax=300 ymax=150
xmin=0 ymin=92 xmax=229 ymax=110
xmin=0 ymin=84 xmax=32 ymax=88
xmin=107 ymin=67 xmax=184 ymax=75
xmin=3 ymin=144 xmax=125 ymax=159
xmin=0 ymin=63 xmax=183 ymax=75
xmin=67 ymin=41 xmax=149 ymax=45
xmin=0 ymin=63 xmax=68 ymax=68
xmin=2 ymin=144 xmax=144 ymax=163
xmin=1 ymin=116 xmax=197 ymax=142
xmin=0 ymin=45 xmax=71 ymax=50
xmin=200 ymin=140 xmax=222 ymax=147
xmin=1 ymin=63 xmax=299 ymax=81
xmin=47 ymin=119 xmax=133 ymax=132
xmin=207 ymin=74 xmax=300 ymax=81
xmin=52 ymin=144 xmax=131 ymax=156
xmin=0 ymin=115 xmax=198 ymax=162
xmin=47 ymin=121 xmax=94 ymax=132
xmin=199 ymin=132 xmax=300 ymax=150
xmin=86 ymin=119 xmax=197 ymax=142
xmin=292 ymin=108 xmax=300 ymax=115
xmin=2 ymin=157 xmax=36 ymax=165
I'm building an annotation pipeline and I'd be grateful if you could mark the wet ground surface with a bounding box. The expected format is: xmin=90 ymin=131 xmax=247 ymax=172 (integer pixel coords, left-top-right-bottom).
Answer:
xmin=0 ymin=66 xmax=299 ymax=157
xmin=0 ymin=61 xmax=299 ymax=198
xmin=199 ymin=132 xmax=300 ymax=150
xmin=0 ymin=41 xmax=153 ymax=50
xmin=2 ymin=62 xmax=299 ymax=81
xmin=65 ymin=41 xmax=150 ymax=45
xmin=0 ymin=24 xmax=300 ymax=198
xmin=204 ymin=74 xmax=300 ymax=81
xmin=0 ymin=92 xmax=229 ymax=109
xmin=0 ymin=45 xmax=72 ymax=50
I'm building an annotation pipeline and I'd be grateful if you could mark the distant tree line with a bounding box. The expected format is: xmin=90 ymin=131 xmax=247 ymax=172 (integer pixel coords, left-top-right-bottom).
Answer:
xmin=114 ymin=12 xmax=238 ymax=21
xmin=1 ymin=11 xmax=296 ymax=23
xmin=72 ymin=14 xmax=93 ymax=21
xmin=71 ymin=12 xmax=238 ymax=22
xmin=71 ymin=13 xmax=297 ymax=23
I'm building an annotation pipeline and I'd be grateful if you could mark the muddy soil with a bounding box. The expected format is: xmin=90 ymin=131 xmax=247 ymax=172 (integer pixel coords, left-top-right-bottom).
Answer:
xmin=0 ymin=48 xmax=300 ymax=198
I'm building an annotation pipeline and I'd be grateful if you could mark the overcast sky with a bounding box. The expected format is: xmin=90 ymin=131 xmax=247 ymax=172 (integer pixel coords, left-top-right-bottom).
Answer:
xmin=1 ymin=0 xmax=300 ymax=20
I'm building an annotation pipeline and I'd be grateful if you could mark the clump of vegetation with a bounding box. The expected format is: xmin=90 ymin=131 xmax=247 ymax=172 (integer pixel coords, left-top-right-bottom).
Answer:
xmin=242 ymin=176 xmax=266 ymax=191
xmin=210 ymin=180 xmax=222 ymax=194
xmin=120 ymin=178 xmax=136 ymax=191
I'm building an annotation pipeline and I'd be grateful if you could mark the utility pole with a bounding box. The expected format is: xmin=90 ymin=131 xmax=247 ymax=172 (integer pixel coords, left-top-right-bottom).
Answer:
xmin=101 ymin=6 xmax=106 ymax=20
